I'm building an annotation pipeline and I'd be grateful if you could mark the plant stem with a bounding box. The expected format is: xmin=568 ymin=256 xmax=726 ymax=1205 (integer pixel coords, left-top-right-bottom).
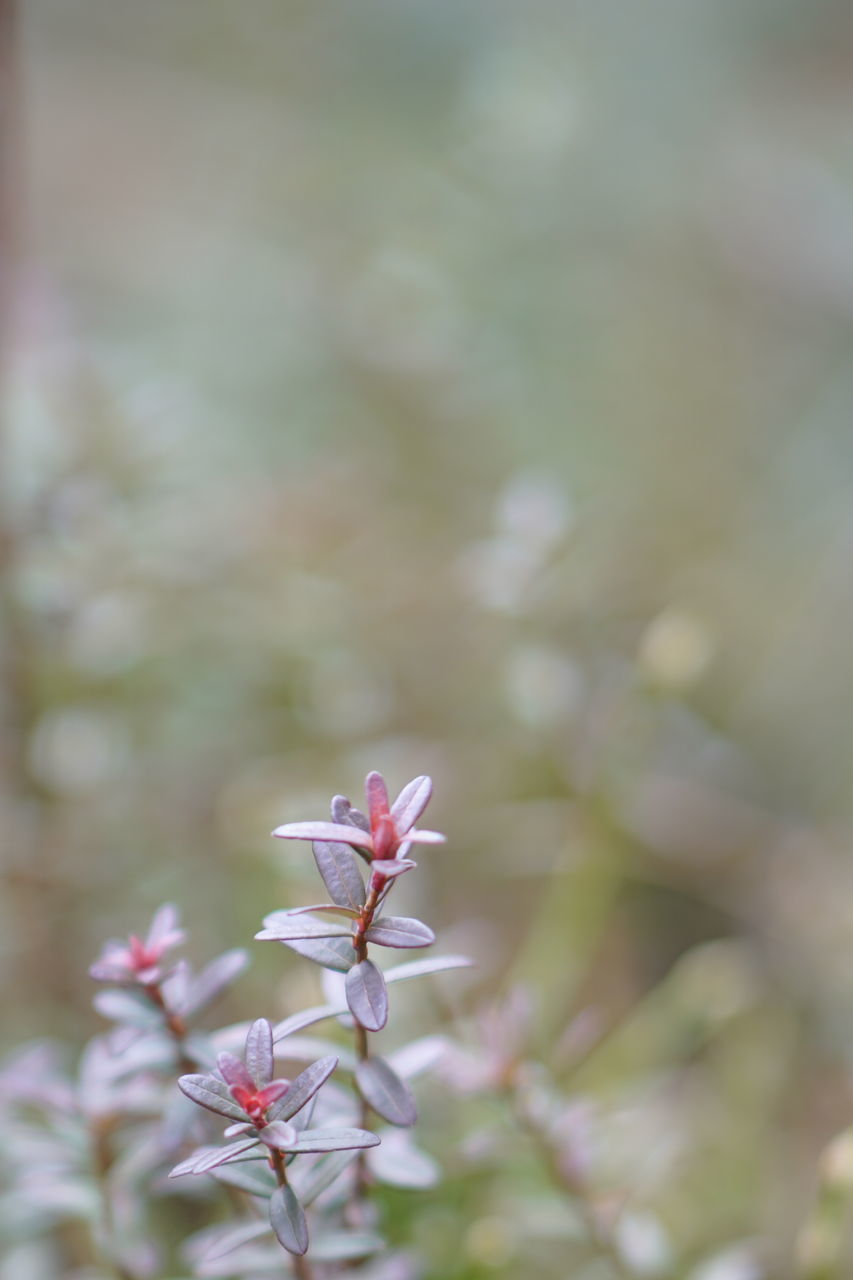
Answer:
xmin=270 ymin=1150 xmax=314 ymax=1280
xmin=144 ymin=981 xmax=194 ymax=1072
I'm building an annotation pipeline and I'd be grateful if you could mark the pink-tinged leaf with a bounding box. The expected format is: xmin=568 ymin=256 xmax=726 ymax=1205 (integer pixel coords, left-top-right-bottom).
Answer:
xmin=257 ymin=1079 xmax=290 ymax=1109
xmin=367 ymin=1128 xmax=440 ymax=1188
xmin=270 ymin=1184 xmax=309 ymax=1256
xmin=223 ymin=1122 xmax=255 ymax=1138
xmin=281 ymin=936 xmax=355 ymax=973
xmin=178 ymin=1074 xmax=249 ymax=1122
xmin=169 ymin=1138 xmax=260 ymax=1177
xmin=370 ymin=859 xmax=416 ymax=880
xmin=365 ymin=771 xmax=390 ymax=825
xmin=283 ymin=1127 xmax=380 ymax=1153
xmin=345 ymin=961 xmax=389 ymax=1032
xmin=245 ymin=1019 xmax=274 ymax=1088
xmin=217 ymin=1052 xmax=255 ymax=1092
xmin=181 ymin=949 xmax=249 ymax=1018
xmin=313 ymin=841 xmax=366 ymax=911
xmin=384 ymin=954 xmax=473 ymax=985
xmin=365 ymin=917 xmax=436 ymax=949
xmin=146 ymin=903 xmax=182 ymax=947
xmin=93 ymin=989 xmax=162 ymax=1030
xmin=256 ymin=912 xmax=353 ymax=942
xmin=390 ymin=775 xmax=433 ymax=832
xmin=272 ymin=821 xmax=374 ymax=850
xmin=355 ymin=1057 xmax=417 ymax=1127
xmin=258 ymin=1120 xmax=298 ymax=1149
xmin=331 ymin=795 xmax=371 ymax=832
xmin=270 ymin=1055 xmax=338 ymax=1121
xmin=405 ymin=828 xmax=446 ymax=845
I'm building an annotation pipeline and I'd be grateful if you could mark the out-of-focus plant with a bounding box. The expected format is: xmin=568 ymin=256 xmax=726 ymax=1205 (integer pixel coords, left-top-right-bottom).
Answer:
xmin=0 ymin=771 xmax=469 ymax=1279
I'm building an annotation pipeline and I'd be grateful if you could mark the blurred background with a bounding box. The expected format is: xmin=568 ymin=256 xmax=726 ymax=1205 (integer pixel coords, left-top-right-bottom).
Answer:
xmin=5 ymin=1 xmax=853 ymax=1276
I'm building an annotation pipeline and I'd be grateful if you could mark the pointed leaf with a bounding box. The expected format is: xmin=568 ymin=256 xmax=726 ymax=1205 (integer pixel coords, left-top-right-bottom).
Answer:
xmin=313 ymin=841 xmax=366 ymax=911
xmin=273 ymin=1003 xmax=340 ymax=1041
xmin=384 ymin=954 xmax=473 ymax=984
xmin=286 ymin=902 xmax=360 ymax=919
xmin=217 ymin=1051 xmax=255 ymax=1092
xmin=283 ymin=1127 xmax=380 ymax=1153
xmin=365 ymin=917 xmax=435 ymax=949
xmin=245 ymin=1019 xmax=274 ymax=1088
xmin=282 ymin=936 xmax=356 ymax=973
xmin=256 ymin=911 xmax=353 ymax=942
xmin=270 ymin=1055 xmax=338 ymax=1121
xmin=147 ymin=902 xmax=182 ymax=946
xmin=273 ymin=821 xmax=373 ymax=850
xmin=390 ymin=775 xmax=432 ymax=831
xmin=181 ymin=949 xmax=249 ymax=1017
xmin=365 ymin=771 xmax=390 ymax=824
xmin=290 ymin=1149 xmax=360 ymax=1206
xmin=200 ymin=1219 xmax=272 ymax=1261
xmin=270 ymin=1184 xmax=309 ymax=1256
xmin=355 ymin=1057 xmax=417 ymax=1127
xmin=405 ymin=829 xmax=446 ymax=845
xmin=169 ymin=1138 xmax=260 ymax=1177
xmin=345 ymin=960 xmax=388 ymax=1032
xmin=178 ymin=1074 xmax=248 ymax=1122
xmin=211 ymin=1160 xmax=277 ymax=1198
xmin=223 ymin=1122 xmax=255 ymax=1138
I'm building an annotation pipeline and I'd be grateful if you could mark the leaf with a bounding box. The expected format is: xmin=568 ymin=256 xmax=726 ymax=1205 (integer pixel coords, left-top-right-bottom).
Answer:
xmin=390 ymin=775 xmax=432 ymax=831
xmin=332 ymin=794 xmax=371 ymax=832
xmin=384 ymin=954 xmax=473 ymax=985
xmin=286 ymin=902 xmax=360 ymax=919
xmin=199 ymin=1219 xmax=272 ymax=1260
xmin=310 ymin=1232 xmax=385 ymax=1261
xmin=281 ymin=936 xmax=355 ymax=973
xmin=269 ymin=1055 xmax=338 ymax=1122
xmin=282 ymin=1127 xmax=380 ymax=1153
xmin=272 ymin=820 xmax=373 ymax=851
xmin=312 ymin=840 xmax=366 ymax=912
xmin=289 ymin=1149 xmax=360 ymax=1206
xmin=256 ymin=912 xmax=353 ymax=942
xmin=169 ymin=1138 xmax=260 ymax=1177
xmin=211 ymin=1161 xmax=277 ymax=1198
xmin=181 ymin=949 xmax=250 ymax=1017
xmin=217 ymin=1051 xmax=255 ymax=1091
xmin=147 ymin=902 xmax=181 ymax=945
xmin=365 ymin=771 xmax=390 ymax=824
xmin=367 ymin=1128 xmax=440 ymax=1188
xmin=245 ymin=1019 xmax=274 ymax=1088
xmin=273 ymin=1003 xmax=339 ymax=1041
xmin=370 ymin=858 xmax=417 ymax=880
xmin=223 ymin=1121 xmax=256 ymax=1138
xmin=178 ymin=1074 xmax=247 ymax=1122
xmin=355 ymin=1057 xmax=417 ymax=1127
xmin=388 ymin=1035 xmax=451 ymax=1080
xmin=269 ymin=1184 xmax=309 ymax=1256
xmin=93 ymin=989 xmax=162 ymax=1029
xmin=258 ymin=1120 xmax=298 ymax=1149
xmin=365 ymin=917 xmax=436 ymax=949
xmin=345 ymin=960 xmax=389 ymax=1032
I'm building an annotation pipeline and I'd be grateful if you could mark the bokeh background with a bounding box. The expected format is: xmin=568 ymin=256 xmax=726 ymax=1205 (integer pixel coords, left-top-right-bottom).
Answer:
xmin=5 ymin=1 xmax=853 ymax=1276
